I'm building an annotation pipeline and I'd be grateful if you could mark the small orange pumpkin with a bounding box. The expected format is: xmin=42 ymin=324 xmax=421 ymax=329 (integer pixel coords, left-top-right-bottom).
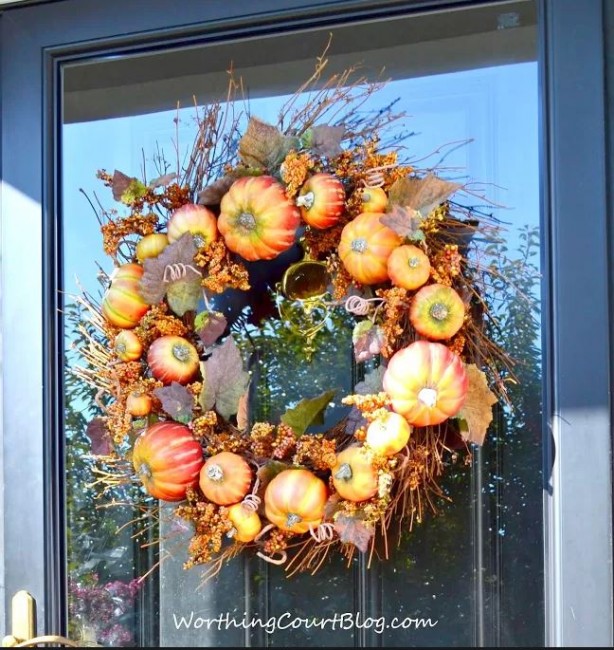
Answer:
xmin=218 ymin=176 xmax=300 ymax=261
xmin=167 ymin=204 xmax=218 ymax=248
xmin=410 ymin=283 xmax=465 ymax=340
xmin=114 ymin=330 xmax=143 ymax=362
xmin=136 ymin=233 xmax=169 ymax=262
xmin=387 ymin=245 xmax=431 ymax=291
xmin=126 ymin=392 xmax=153 ymax=417
xmin=101 ymin=263 xmax=149 ymax=329
xmin=199 ymin=452 xmax=252 ymax=506
xmin=297 ymin=173 xmax=345 ymax=229
xmin=226 ymin=503 xmax=262 ymax=543
xmin=332 ymin=447 xmax=378 ymax=502
xmin=338 ymin=213 xmax=401 ymax=284
xmin=365 ymin=411 xmax=412 ymax=456
xmin=264 ymin=469 xmax=327 ymax=534
xmin=357 ymin=186 xmax=388 ymax=213
xmin=383 ymin=340 xmax=468 ymax=427
xmin=132 ymin=421 xmax=204 ymax=502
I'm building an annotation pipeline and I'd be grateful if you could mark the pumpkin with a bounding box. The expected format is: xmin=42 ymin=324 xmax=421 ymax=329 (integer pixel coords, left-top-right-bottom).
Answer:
xmin=132 ymin=421 xmax=203 ymax=501
xmin=199 ymin=452 xmax=252 ymax=506
xmin=114 ymin=330 xmax=143 ymax=362
xmin=357 ymin=186 xmax=388 ymax=213
xmin=383 ymin=340 xmax=468 ymax=427
xmin=147 ymin=335 xmax=199 ymax=385
xmin=338 ymin=213 xmax=401 ymax=284
xmin=297 ymin=173 xmax=345 ymax=229
xmin=365 ymin=411 xmax=412 ymax=456
xmin=264 ymin=469 xmax=327 ymax=534
xmin=167 ymin=204 xmax=218 ymax=248
xmin=332 ymin=447 xmax=378 ymax=502
xmin=135 ymin=233 xmax=169 ymax=262
xmin=126 ymin=391 xmax=153 ymax=417
xmin=226 ymin=503 xmax=262 ymax=543
xmin=218 ymin=176 xmax=300 ymax=261
xmin=387 ymin=245 xmax=431 ymax=291
xmin=410 ymin=283 xmax=465 ymax=340
xmin=101 ymin=263 xmax=149 ymax=329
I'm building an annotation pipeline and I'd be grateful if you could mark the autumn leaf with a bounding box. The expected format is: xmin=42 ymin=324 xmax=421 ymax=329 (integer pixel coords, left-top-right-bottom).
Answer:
xmin=456 ymin=364 xmax=498 ymax=445
xmin=388 ymin=173 xmax=461 ymax=218
xmin=238 ymin=117 xmax=285 ymax=169
xmin=194 ymin=311 xmax=228 ymax=347
xmin=308 ymin=124 xmax=345 ymax=158
xmin=148 ymin=172 xmax=177 ymax=189
xmin=257 ymin=461 xmax=291 ymax=493
xmin=380 ymin=205 xmax=425 ymax=241
xmin=354 ymin=365 xmax=385 ymax=395
xmin=166 ymin=278 xmax=202 ymax=316
xmin=85 ymin=418 xmax=113 ymax=455
xmin=334 ymin=515 xmax=374 ymax=553
xmin=111 ymin=170 xmax=135 ymax=201
xmin=352 ymin=320 xmax=385 ymax=362
xmin=198 ymin=174 xmax=238 ymax=206
xmin=324 ymin=494 xmax=341 ymax=519
xmin=153 ymin=382 xmax=194 ymax=424
xmin=199 ymin=336 xmax=250 ymax=420
xmin=139 ymin=233 xmax=199 ymax=305
xmin=345 ymin=407 xmax=367 ymax=436
xmin=280 ymin=389 xmax=337 ymax=436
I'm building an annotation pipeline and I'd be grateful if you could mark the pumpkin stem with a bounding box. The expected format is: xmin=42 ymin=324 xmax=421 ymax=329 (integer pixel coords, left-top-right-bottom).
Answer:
xmin=351 ymin=238 xmax=367 ymax=253
xmin=206 ymin=463 xmax=224 ymax=482
xmin=334 ymin=463 xmax=353 ymax=481
xmin=172 ymin=343 xmax=191 ymax=362
xmin=226 ymin=527 xmax=237 ymax=539
xmin=296 ymin=192 xmax=315 ymax=209
xmin=429 ymin=303 xmax=449 ymax=321
xmin=408 ymin=256 xmax=421 ymax=269
xmin=237 ymin=212 xmax=257 ymax=231
xmin=418 ymin=387 xmax=438 ymax=408
xmin=286 ymin=513 xmax=302 ymax=529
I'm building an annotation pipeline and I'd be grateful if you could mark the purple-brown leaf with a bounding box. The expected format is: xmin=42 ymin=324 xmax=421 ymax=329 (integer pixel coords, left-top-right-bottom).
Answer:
xmin=86 ymin=417 xmax=113 ymax=455
xmin=198 ymin=175 xmax=237 ymax=206
xmin=310 ymin=125 xmax=345 ymax=158
xmin=111 ymin=170 xmax=135 ymax=201
xmin=334 ymin=515 xmax=374 ymax=553
xmin=153 ymin=382 xmax=194 ymax=424
xmin=139 ymin=232 xmax=199 ymax=305
xmin=352 ymin=320 xmax=385 ymax=363
xmin=380 ymin=205 xmax=425 ymax=240
xmin=149 ymin=172 xmax=177 ymax=189
xmin=195 ymin=311 xmax=228 ymax=347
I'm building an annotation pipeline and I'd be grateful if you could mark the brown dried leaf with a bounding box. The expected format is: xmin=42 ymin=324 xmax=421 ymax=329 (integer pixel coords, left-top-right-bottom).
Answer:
xmin=380 ymin=205 xmax=425 ymax=240
xmin=111 ymin=170 xmax=135 ymax=201
xmin=86 ymin=417 xmax=113 ymax=456
xmin=388 ymin=173 xmax=461 ymax=217
xmin=236 ymin=389 xmax=250 ymax=431
xmin=456 ymin=364 xmax=498 ymax=446
xmin=153 ymin=382 xmax=194 ymax=424
xmin=238 ymin=117 xmax=284 ymax=169
xmin=139 ymin=233 xmax=198 ymax=304
xmin=198 ymin=175 xmax=238 ymax=206
xmin=199 ymin=336 xmax=250 ymax=420
xmin=148 ymin=172 xmax=177 ymax=189
xmin=334 ymin=515 xmax=374 ymax=553
xmin=194 ymin=311 xmax=228 ymax=347
xmin=310 ymin=124 xmax=345 ymax=158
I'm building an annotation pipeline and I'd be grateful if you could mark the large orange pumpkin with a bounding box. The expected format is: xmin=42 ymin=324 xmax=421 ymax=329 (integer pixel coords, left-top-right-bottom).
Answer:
xmin=101 ymin=263 xmax=149 ymax=329
xmin=332 ymin=447 xmax=378 ymax=502
xmin=383 ymin=340 xmax=468 ymax=427
xmin=218 ymin=176 xmax=300 ymax=261
xmin=297 ymin=173 xmax=345 ymax=229
xmin=264 ymin=468 xmax=327 ymax=534
xmin=338 ymin=213 xmax=401 ymax=284
xmin=199 ymin=452 xmax=252 ymax=506
xmin=132 ymin=422 xmax=204 ymax=501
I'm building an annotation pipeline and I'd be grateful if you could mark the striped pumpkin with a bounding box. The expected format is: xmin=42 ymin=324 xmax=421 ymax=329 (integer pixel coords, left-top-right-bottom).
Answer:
xmin=132 ymin=422 xmax=204 ymax=501
xmin=101 ymin=263 xmax=149 ymax=329
xmin=199 ymin=452 xmax=252 ymax=506
xmin=297 ymin=173 xmax=346 ymax=229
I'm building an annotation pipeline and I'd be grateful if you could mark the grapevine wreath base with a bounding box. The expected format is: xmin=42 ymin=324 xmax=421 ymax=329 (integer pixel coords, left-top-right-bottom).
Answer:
xmin=75 ymin=49 xmax=516 ymax=581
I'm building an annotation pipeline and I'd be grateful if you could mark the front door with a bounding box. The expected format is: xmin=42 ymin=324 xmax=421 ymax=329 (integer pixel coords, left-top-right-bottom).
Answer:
xmin=1 ymin=0 xmax=612 ymax=647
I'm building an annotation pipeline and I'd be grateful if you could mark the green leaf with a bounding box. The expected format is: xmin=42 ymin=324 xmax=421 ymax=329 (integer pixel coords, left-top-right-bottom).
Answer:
xmin=166 ymin=278 xmax=202 ymax=316
xmin=121 ymin=179 xmax=148 ymax=205
xmin=280 ymin=389 xmax=337 ymax=436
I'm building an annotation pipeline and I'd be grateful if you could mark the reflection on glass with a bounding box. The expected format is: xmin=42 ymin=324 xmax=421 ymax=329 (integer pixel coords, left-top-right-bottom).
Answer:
xmin=62 ymin=5 xmax=541 ymax=647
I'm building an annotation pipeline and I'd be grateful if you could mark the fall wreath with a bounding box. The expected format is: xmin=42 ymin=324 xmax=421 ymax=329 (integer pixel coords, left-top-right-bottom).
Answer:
xmin=75 ymin=50 xmax=515 ymax=580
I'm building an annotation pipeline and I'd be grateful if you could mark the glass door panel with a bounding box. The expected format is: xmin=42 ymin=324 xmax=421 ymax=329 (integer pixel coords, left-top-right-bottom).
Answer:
xmin=61 ymin=2 xmax=542 ymax=646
